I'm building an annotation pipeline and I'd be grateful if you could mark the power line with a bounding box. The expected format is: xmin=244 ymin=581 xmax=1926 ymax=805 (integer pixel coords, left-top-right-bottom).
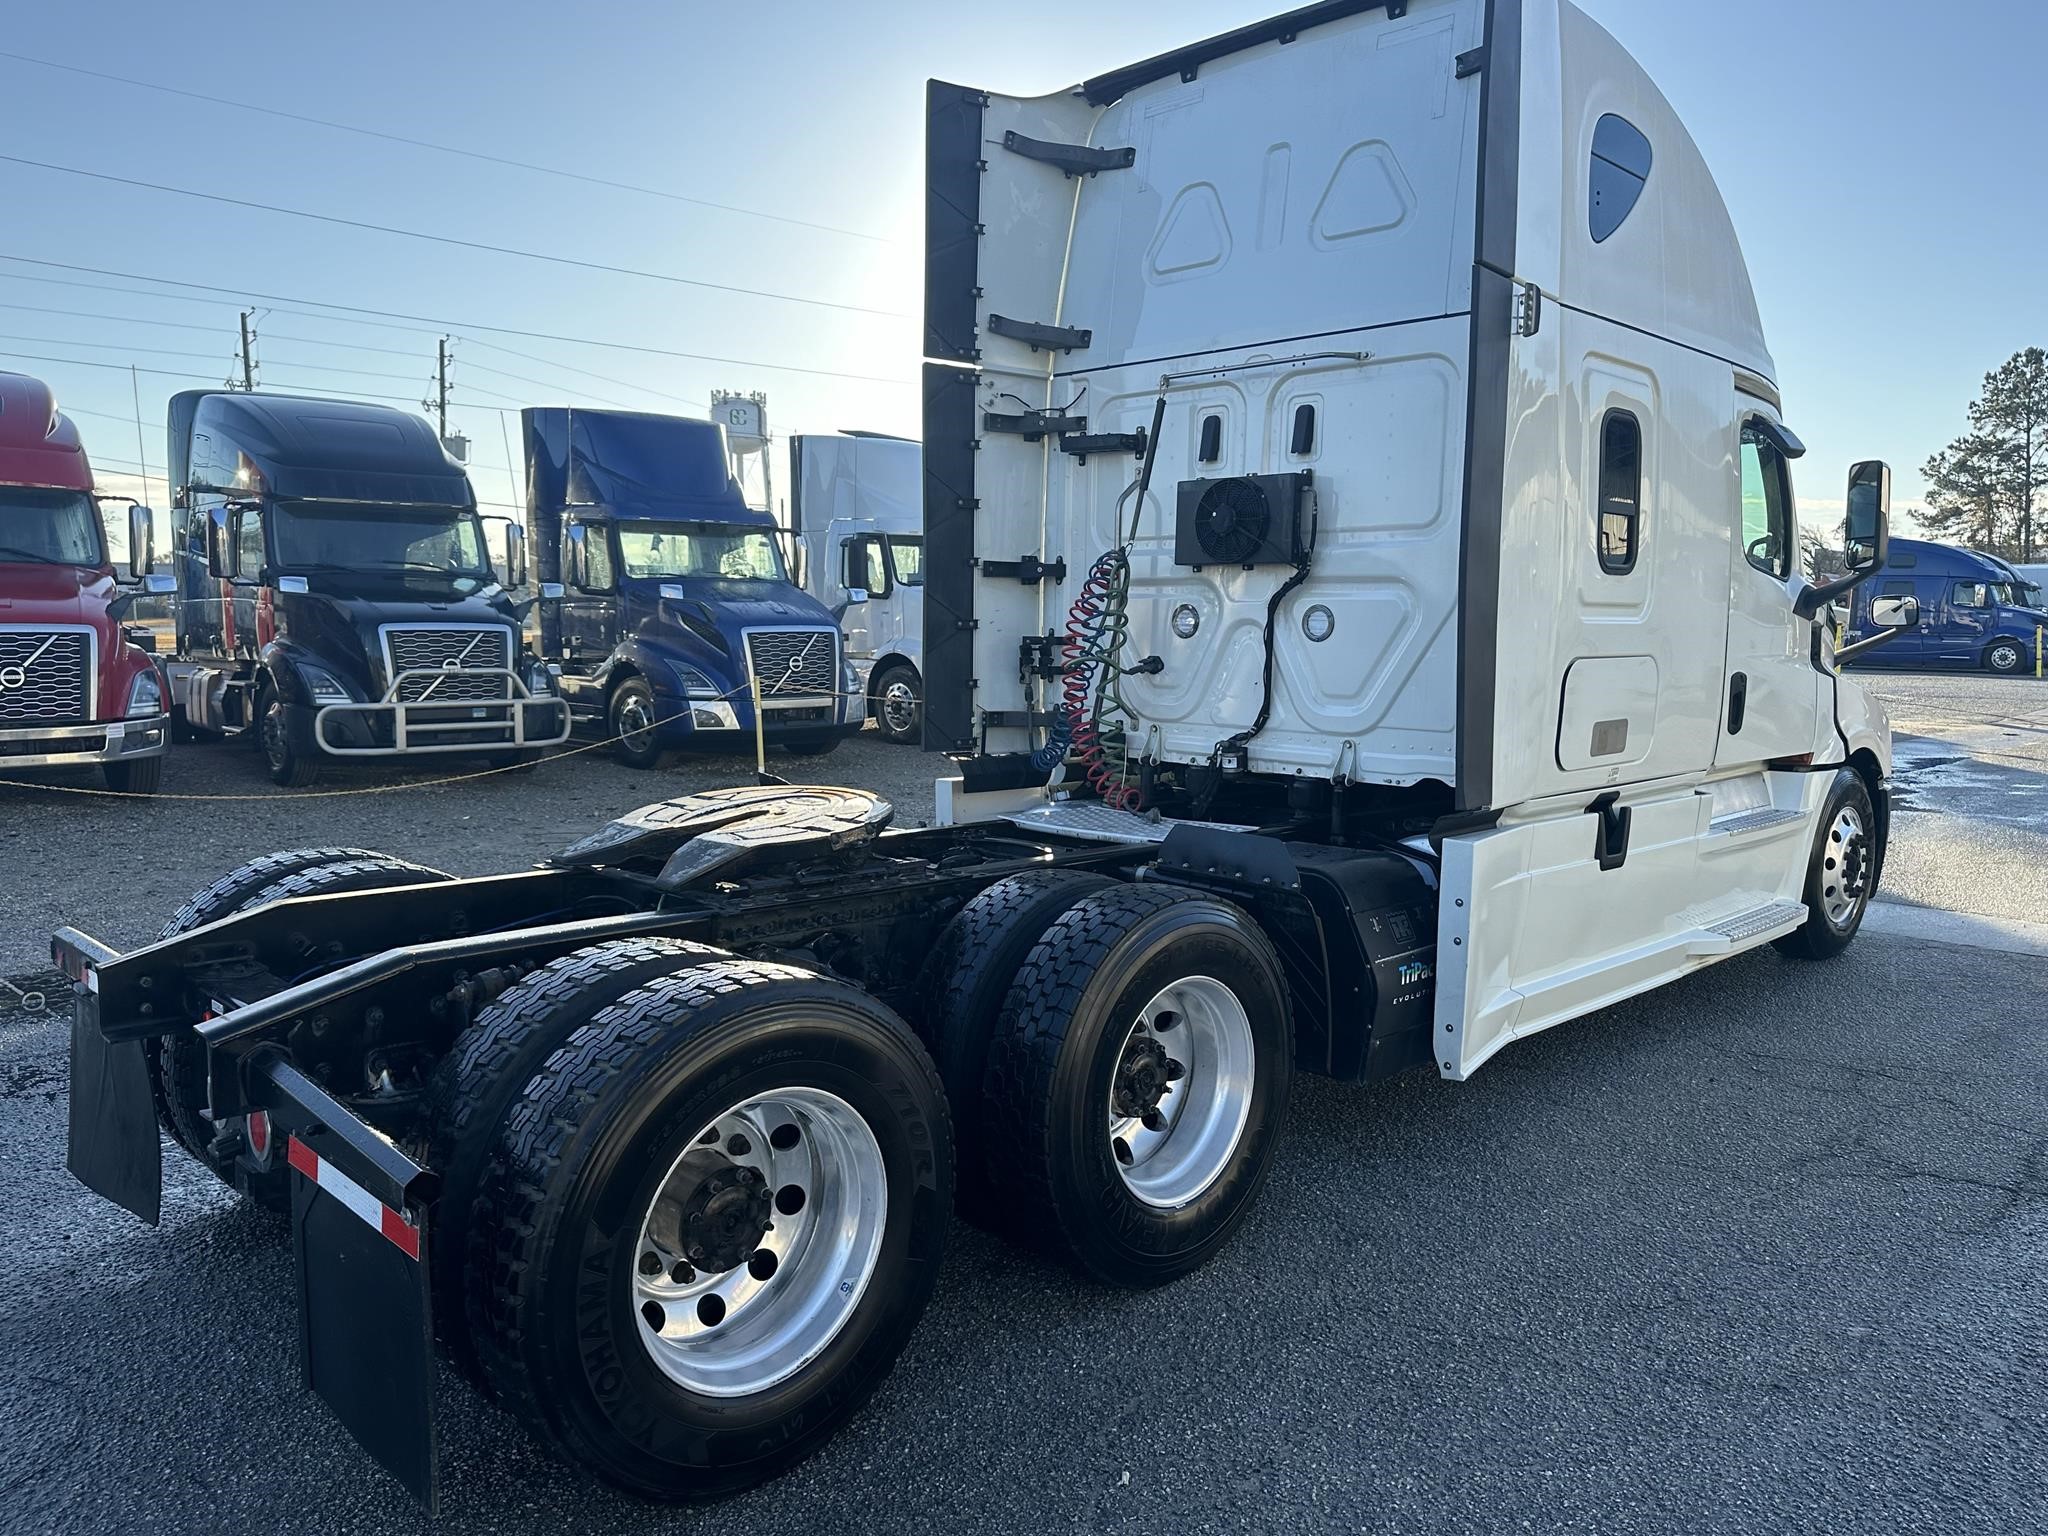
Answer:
xmin=0 ymin=298 xmax=231 ymax=333
xmin=0 ymin=255 xmax=916 ymax=385
xmin=0 ymin=329 xmax=237 ymax=363
xmin=0 ymin=48 xmax=890 ymax=246
xmin=0 ymin=154 xmax=907 ymax=318
xmin=457 ymin=336 xmax=705 ymax=408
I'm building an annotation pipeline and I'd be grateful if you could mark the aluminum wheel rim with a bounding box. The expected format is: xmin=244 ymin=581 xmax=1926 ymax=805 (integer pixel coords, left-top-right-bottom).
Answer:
xmin=631 ymin=1086 xmax=887 ymax=1398
xmin=1107 ymin=975 xmax=1256 ymax=1210
xmin=617 ymin=693 xmax=655 ymax=752
xmin=1991 ymin=644 xmax=2019 ymax=670
xmin=881 ymin=680 xmax=919 ymax=735
xmin=1820 ymin=803 xmax=1870 ymax=929
xmin=261 ymin=701 xmax=289 ymax=771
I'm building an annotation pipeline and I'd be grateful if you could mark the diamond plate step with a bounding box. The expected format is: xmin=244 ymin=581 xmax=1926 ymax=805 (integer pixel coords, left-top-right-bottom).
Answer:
xmin=1709 ymin=807 xmax=1806 ymax=837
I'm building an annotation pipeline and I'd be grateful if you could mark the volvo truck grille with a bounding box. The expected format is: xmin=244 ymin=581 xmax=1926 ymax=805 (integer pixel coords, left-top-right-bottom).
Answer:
xmin=745 ymin=629 xmax=837 ymax=698
xmin=0 ymin=629 xmax=92 ymax=727
xmin=382 ymin=626 xmax=513 ymax=702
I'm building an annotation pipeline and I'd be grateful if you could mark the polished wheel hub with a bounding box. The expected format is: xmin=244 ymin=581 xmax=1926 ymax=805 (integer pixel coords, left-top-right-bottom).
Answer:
xmin=618 ymin=695 xmax=654 ymax=749
xmin=881 ymin=681 xmax=918 ymax=734
xmin=632 ymin=1087 xmax=886 ymax=1397
xmin=1106 ymin=976 xmax=1255 ymax=1211
xmin=1821 ymin=804 xmax=1870 ymax=928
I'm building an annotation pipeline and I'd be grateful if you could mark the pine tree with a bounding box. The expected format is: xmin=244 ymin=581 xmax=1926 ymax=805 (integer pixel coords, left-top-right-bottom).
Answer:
xmin=1923 ymin=348 xmax=2048 ymax=561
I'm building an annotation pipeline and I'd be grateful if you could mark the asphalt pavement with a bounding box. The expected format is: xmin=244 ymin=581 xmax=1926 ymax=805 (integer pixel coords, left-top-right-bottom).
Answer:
xmin=1 ymin=681 xmax=2043 ymax=1535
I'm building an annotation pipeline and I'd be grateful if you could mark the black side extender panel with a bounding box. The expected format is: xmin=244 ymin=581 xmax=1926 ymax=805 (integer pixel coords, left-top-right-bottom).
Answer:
xmin=1151 ymin=827 xmax=1439 ymax=1081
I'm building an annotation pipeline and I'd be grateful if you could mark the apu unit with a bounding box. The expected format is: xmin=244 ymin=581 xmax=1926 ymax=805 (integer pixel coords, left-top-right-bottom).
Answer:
xmin=1173 ymin=471 xmax=1312 ymax=569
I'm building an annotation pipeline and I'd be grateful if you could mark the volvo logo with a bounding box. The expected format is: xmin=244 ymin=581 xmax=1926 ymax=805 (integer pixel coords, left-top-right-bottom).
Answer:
xmin=0 ymin=633 xmax=58 ymax=692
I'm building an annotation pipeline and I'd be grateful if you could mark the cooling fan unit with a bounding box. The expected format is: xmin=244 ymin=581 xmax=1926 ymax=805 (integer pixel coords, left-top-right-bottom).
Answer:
xmin=1173 ymin=470 xmax=1310 ymax=568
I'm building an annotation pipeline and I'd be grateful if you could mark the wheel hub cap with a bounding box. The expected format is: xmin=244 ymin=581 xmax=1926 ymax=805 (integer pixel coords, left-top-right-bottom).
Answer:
xmin=1106 ymin=976 xmax=1256 ymax=1211
xmin=882 ymin=682 xmax=917 ymax=732
xmin=631 ymin=1087 xmax=887 ymax=1398
xmin=1821 ymin=805 xmax=1870 ymax=928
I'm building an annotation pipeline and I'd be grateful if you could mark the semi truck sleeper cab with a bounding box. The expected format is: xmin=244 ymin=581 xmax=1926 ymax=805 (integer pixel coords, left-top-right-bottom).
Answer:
xmin=164 ymin=390 xmax=568 ymax=785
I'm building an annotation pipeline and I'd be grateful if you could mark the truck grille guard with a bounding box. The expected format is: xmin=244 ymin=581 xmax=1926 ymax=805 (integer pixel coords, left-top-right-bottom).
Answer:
xmin=313 ymin=667 xmax=572 ymax=756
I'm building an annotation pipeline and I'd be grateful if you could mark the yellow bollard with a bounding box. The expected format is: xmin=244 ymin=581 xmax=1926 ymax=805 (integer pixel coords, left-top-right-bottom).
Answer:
xmin=2038 ymin=625 xmax=2044 ymax=680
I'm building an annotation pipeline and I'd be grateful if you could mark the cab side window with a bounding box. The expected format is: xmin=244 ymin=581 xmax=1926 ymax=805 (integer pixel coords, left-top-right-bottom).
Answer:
xmin=1739 ymin=424 xmax=1793 ymax=580
xmin=1951 ymin=581 xmax=1990 ymax=609
xmin=568 ymin=527 xmax=614 ymax=591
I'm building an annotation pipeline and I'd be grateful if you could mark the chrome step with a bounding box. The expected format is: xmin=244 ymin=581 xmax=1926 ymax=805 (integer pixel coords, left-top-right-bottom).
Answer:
xmin=1709 ymin=806 xmax=1805 ymax=837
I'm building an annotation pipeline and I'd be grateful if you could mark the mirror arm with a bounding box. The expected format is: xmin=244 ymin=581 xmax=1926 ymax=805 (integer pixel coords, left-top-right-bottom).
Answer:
xmin=1794 ymin=563 xmax=1878 ymax=621
xmin=1836 ymin=624 xmax=1911 ymax=666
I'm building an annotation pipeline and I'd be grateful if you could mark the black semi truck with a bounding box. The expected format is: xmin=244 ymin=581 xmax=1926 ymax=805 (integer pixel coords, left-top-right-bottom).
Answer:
xmin=162 ymin=391 xmax=569 ymax=784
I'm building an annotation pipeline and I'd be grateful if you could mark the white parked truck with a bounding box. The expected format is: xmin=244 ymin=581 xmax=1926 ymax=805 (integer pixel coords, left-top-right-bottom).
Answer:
xmin=59 ymin=0 xmax=1913 ymax=1509
xmin=789 ymin=430 xmax=927 ymax=743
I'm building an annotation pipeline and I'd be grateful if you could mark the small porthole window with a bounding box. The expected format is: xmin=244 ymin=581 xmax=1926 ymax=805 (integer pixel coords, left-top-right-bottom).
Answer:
xmin=1198 ymin=413 xmax=1222 ymax=464
xmin=1597 ymin=409 xmax=1641 ymax=574
xmin=1590 ymin=114 xmax=1651 ymax=243
xmin=1290 ymin=403 xmax=1316 ymax=456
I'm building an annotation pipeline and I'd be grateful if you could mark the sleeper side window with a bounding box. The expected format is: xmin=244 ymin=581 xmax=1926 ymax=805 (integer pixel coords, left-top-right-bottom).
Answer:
xmin=1590 ymin=114 xmax=1652 ymax=242
xmin=1739 ymin=424 xmax=1793 ymax=580
xmin=1597 ymin=409 xmax=1641 ymax=574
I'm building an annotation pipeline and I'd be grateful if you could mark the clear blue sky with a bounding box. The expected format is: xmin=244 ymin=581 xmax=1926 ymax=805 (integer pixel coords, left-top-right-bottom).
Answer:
xmin=3 ymin=0 xmax=2042 ymax=538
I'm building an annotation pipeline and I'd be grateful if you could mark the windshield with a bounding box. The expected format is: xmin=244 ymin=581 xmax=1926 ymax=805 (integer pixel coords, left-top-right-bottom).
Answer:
xmin=0 ymin=486 xmax=106 ymax=567
xmin=617 ymin=522 xmax=787 ymax=582
xmin=886 ymin=534 xmax=924 ymax=587
xmin=1998 ymin=579 xmax=2044 ymax=608
xmin=270 ymin=501 xmax=490 ymax=578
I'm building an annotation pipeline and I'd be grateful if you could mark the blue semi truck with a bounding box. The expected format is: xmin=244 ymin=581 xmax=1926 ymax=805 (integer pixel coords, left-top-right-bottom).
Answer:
xmin=525 ymin=407 xmax=862 ymax=765
xmin=1844 ymin=536 xmax=2047 ymax=674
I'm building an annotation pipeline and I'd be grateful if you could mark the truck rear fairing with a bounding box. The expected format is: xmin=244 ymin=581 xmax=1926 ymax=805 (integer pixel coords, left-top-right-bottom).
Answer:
xmin=924 ymin=0 xmax=1900 ymax=1070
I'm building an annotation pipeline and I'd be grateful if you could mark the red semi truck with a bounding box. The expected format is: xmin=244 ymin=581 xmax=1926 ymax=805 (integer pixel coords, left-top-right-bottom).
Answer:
xmin=0 ymin=371 xmax=173 ymax=793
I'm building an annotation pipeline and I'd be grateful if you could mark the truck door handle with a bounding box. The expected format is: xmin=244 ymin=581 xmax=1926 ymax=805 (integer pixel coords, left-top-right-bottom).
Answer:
xmin=1727 ymin=672 xmax=1748 ymax=735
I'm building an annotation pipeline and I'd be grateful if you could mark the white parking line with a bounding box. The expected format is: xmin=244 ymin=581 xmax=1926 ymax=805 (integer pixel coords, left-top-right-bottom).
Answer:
xmin=1863 ymin=900 xmax=2048 ymax=958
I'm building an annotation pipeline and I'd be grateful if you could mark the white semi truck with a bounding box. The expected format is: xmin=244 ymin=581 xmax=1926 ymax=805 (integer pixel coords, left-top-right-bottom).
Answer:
xmin=60 ymin=0 xmax=1914 ymax=1509
xmin=788 ymin=431 xmax=927 ymax=743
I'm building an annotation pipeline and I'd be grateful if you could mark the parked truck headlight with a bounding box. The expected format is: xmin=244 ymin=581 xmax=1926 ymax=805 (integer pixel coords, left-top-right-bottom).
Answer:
xmin=673 ymin=662 xmax=722 ymax=699
xmin=298 ymin=663 xmax=352 ymax=705
xmin=125 ymin=668 xmax=164 ymax=718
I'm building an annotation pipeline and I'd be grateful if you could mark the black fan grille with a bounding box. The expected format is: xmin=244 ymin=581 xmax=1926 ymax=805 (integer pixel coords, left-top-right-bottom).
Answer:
xmin=1194 ymin=478 xmax=1271 ymax=564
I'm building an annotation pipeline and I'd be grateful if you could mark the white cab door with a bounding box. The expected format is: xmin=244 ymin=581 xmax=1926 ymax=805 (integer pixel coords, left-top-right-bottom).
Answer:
xmin=1714 ymin=415 xmax=1824 ymax=767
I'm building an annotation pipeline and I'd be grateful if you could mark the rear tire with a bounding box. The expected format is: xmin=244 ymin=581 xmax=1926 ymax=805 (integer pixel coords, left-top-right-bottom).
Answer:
xmin=151 ymin=853 xmax=451 ymax=1210
xmin=101 ymin=756 xmax=162 ymax=795
xmin=466 ymin=961 xmax=951 ymax=1500
xmin=982 ymin=884 xmax=1293 ymax=1287
xmin=423 ymin=937 xmax=732 ymax=1391
xmin=913 ymin=870 xmax=1114 ymax=1219
xmin=870 ymin=663 xmax=922 ymax=746
xmin=1774 ymin=769 xmax=1878 ymax=960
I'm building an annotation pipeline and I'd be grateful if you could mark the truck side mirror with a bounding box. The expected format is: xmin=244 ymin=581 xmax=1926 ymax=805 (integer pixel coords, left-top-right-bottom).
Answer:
xmin=125 ymin=503 xmax=156 ymax=583
xmin=538 ymin=581 xmax=565 ymax=602
xmin=502 ymin=521 xmax=529 ymax=587
xmin=565 ymin=524 xmax=590 ymax=590
xmin=1844 ymin=460 xmax=1890 ymax=572
xmin=205 ymin=514 xmax=229 ymax=580
xmin=844 ymin=587 xmax=871 ymax=605
xmin=1869 ymin=593 xmax=1918 ymax=628
xmin=143 ymin=572 xmax=176 ymax=596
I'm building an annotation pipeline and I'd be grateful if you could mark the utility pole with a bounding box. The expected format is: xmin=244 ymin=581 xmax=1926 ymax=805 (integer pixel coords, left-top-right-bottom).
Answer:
xmin=434 ymin=336 xmax=450 ymax=440
xmin=235 ymin=311 xmax=256 ymax=391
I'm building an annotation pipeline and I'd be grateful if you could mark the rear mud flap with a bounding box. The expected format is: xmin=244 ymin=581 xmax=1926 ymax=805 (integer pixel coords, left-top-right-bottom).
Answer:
xmin=288 ymin=1130 xmax=438 ymax=1509
xmin=66 ymin=991 xmax=162 ymax=1226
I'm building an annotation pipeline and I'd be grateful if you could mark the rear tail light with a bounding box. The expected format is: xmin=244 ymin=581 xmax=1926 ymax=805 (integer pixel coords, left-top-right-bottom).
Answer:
xmin=245 ymin=1109 xmax=273 ymax=1166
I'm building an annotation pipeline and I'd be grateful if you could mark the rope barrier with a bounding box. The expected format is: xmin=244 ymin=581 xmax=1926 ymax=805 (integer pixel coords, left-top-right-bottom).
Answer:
xmin=0 ymin=679 xmax=884 ymax=803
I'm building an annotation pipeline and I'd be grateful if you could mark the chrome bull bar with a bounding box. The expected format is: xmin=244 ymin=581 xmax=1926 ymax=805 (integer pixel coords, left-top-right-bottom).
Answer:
xmin=313 ymin=667 xmax=572 ymax=756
